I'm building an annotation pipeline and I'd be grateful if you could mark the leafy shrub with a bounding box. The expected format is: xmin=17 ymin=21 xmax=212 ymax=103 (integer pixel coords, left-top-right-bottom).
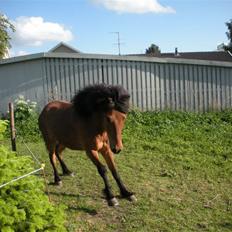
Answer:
xmin=124 ymin=110 xmax=232 ymax=149
xmin=0 ymin=120 xmax=67 ymax=232
xmin=14 ymin=95 xmax=37 ymax=121
xmin=12 ymin=96 xmax=40 ymax=141
xmin=0 ymin=120 xmax=8 ymax=140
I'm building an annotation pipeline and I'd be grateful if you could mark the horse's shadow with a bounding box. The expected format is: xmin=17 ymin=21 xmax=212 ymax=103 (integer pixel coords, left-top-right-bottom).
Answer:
xmin=47 ymin=191 xmax=98 ymax=215
xmin=48 ymin=191 xmax=80 ymax=198
xmin=218 ymin=222 xmax=232 ymax=230
xmin=68 ymin=206 xmax=97 ymax=215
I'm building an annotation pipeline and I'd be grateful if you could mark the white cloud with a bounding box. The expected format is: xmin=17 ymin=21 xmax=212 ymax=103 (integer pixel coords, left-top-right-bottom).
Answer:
xmin=92 ymin=0 xmax=175 ymax=14
xmin=7 ymin=49 xmax=29 ymax=58
xmin=17 ymin=50 xmax=29 ymax=56
xmin=11 ymin=16 xmax=73 ymax=46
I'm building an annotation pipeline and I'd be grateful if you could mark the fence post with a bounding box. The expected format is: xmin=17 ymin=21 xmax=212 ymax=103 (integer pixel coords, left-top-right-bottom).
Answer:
xmin=9 ymin=102 xmax=16 ymax=151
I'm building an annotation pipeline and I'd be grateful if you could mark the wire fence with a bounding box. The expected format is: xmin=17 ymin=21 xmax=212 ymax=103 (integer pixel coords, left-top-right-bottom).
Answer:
xmin=0 ymin=165 xmax=44 ymax=189
xmin=0 ymin=132 xmax=51 ymax=201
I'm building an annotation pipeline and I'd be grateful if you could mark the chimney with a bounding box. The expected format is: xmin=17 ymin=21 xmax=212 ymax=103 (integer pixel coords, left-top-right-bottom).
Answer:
xmin=174 ymin=47 xmax=180 ymax=56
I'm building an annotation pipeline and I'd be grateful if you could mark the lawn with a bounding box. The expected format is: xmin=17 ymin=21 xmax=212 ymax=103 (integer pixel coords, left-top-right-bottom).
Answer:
xmin=7 ymin=111 xmax=232 ymax=231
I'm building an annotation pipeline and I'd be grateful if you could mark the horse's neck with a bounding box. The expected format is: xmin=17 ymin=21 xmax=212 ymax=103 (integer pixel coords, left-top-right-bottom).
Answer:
xmin=80 ymin=114 xmax=106 ymax=135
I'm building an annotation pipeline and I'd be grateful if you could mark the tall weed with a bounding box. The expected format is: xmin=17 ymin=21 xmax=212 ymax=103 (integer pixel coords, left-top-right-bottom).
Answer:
xmin=6 ymin=96 xmax=41 ymax=141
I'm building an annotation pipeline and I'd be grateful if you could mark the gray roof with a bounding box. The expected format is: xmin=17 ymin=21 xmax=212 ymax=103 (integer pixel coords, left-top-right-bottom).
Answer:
xmin=158 ymin=51 xmax=232 ymax=62
xmin=131 ymin=51 xmax=232 ymax=62
xmin=1 ymin=49 xmax=232 ymax=68
xmin=48 ymin=42 xmax=81 ymax=53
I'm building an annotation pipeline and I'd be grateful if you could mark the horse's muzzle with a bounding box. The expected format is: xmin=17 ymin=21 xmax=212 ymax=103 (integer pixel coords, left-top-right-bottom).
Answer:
xmin=112 ymin=148 xmax=121 ymax=154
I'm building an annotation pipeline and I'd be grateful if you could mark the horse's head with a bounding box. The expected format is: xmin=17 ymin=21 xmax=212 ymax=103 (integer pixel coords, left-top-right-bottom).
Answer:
xmin=71 ymin=84 xmax=130 ymax=154
xmin=106 ymin=109 xmax=127 ymax=154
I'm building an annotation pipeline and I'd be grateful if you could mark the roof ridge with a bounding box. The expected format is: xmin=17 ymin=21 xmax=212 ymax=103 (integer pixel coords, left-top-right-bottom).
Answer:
xmin=48 ymin=42 xmax=81 ymax=53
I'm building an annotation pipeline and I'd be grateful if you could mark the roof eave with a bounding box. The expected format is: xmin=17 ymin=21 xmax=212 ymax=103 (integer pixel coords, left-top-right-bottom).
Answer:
xmin=0 ymin=53 xmax=45 ymax=65
xmin=1 ymin=52 xmax=232 ymax=68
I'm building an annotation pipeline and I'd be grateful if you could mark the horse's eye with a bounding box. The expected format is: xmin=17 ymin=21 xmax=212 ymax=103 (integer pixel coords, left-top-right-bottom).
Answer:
xmin=107 ymin=116 xmax=111 ymax=123
xmin=107 ymin=116 xmax=114 ymax=123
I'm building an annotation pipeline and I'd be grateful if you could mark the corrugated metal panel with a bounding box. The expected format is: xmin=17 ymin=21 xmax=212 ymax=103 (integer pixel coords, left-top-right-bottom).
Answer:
xmin=1 ymin=55 xmax=232 ymax=113
xmin=0 ymin=59 xmax=44 ymax=113
xmin=225 ymin=67 xmax=231 ymax=107
xmin=154 ymin=63 xmax=160 ymax=110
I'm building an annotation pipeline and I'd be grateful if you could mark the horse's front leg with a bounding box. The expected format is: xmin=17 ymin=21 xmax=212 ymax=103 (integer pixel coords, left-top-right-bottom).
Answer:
xmin=86 ymin=150 xmax=119 ymax=206
xmin=100 ymin=147 xmax=137 ymax=202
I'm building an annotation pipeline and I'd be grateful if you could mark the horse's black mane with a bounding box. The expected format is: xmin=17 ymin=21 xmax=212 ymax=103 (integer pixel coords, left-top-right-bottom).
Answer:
xmin=71 ymin=84 xmax=130 ymax=117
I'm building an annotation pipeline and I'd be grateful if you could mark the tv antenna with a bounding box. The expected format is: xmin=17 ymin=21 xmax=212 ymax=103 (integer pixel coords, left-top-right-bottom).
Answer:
xmin=111 ymin=32 xmax=123 ymax=55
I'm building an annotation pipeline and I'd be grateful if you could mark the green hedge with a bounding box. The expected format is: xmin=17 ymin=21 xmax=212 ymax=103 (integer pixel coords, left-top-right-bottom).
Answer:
xmin=0 ymin=120 xmax=67 ymax=232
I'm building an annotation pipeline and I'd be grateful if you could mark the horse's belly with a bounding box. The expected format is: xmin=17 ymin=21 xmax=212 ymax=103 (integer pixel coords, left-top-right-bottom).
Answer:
xmin=66 ymin=143 xmax=83 ymax=150
xmin=57 ymin=134 xmax=84 ymax=151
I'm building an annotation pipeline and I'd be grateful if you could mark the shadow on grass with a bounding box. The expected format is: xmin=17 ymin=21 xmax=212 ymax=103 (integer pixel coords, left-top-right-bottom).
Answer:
xmin=48 ymin=191 xmax=99 ymax=215
xmin=68 ymin=206 xmax=98 ymax=215
xmin=219 ymin=222 xmax=232 ymax=230
xmin=48 ymin=191 xmax=95 ymax=199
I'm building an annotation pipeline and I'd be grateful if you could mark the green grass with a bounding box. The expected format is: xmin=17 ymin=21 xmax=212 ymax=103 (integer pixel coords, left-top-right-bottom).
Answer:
xmin=4 ymin=111 xmax=232 ymax=231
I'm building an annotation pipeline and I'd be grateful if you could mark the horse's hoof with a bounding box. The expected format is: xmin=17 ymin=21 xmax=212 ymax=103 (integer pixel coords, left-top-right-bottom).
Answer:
xmin=69 ymin=172 xmax=75 ymax=177
xmin=108 ymin=197 xmax=119 ymax=207
xmin=128 ymin=194 xmax=137 ymax=202
xmin=55 ymin=181 xmax=63 ymax=187
xmin=63 ymin=172 xmax=74 ymax=177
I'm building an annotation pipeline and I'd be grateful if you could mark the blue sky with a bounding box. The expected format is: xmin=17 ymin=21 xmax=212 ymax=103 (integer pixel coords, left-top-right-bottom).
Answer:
xmin=1 ymin=0 xmax=232 ymax=56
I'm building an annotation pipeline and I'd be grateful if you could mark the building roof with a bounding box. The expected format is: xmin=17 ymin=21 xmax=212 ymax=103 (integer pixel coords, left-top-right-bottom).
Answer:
xmin=1 ymin=43 xmax=232 ymax=68
xmin=159 ymin=51 xmax=232 ymax=62
xmin=48 ymin=42 xmax=81 ymax=53
xmin=138 ymin=50 xmax=232 ymax=62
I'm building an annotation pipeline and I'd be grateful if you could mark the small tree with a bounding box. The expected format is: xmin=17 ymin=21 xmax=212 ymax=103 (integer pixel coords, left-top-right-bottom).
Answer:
xmin=224 ymin=19 xmax=232 ymax=53
xmin=145 ymin=44 xmax=161 ymax=55
xmin=0 ymin=13 xmax=15 ymax=59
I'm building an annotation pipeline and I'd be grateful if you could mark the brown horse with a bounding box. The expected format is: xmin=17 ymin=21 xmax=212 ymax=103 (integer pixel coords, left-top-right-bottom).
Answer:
xmin=38 ymin=84 xmax=136 ymax=206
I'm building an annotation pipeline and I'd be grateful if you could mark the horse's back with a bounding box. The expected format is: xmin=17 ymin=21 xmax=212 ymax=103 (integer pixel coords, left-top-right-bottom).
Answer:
xmin=39 ymin=101 xmax=86 ymax=150
xmin=40 ymin=100 xmax=71 ymax=113
xmin=39 ymin=101 xmax=72 ymax=140
xmin=39 ymin=100 xmax=71 ymax=123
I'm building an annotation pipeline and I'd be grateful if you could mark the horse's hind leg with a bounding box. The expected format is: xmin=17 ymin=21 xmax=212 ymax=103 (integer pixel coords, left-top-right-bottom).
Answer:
xmin=55 ymin=144 xmax=73 ymax=176
xmin=86 ymin=150 xmax=119 ymax=206
xmin=48 ymin=147 xmax=62 ymax=186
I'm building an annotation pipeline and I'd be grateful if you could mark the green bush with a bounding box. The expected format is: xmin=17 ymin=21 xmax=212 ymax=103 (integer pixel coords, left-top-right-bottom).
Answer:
xmin=124 ymin=110 xmax=232 ymax=148
xmin=0 ymin=120 xmax=8 ymax=140
xmin=0 ymin=120 xmax=67 ymax=232
xmin=13 ymin=96 xmax=40 ymax=141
